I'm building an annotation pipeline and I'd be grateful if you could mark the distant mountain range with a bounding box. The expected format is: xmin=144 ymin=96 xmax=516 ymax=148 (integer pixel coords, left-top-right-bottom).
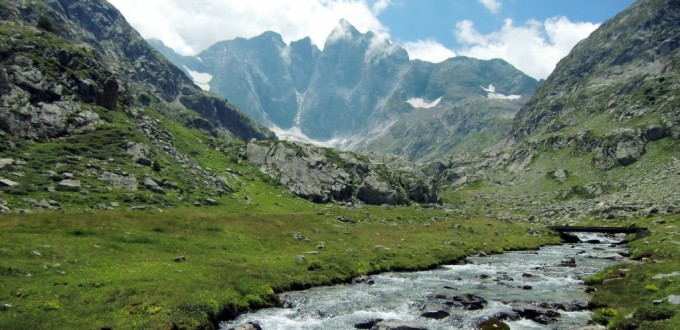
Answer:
xmin=150 ymin=20 xmax=539 ymax=161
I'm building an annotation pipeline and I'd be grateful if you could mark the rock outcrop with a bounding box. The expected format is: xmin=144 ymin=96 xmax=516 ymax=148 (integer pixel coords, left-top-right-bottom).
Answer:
xmin=246 ymin=141 xmax=438 ymax=205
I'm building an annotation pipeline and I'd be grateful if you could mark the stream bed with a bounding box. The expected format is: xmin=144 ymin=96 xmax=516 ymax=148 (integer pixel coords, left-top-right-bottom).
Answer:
xmin=221 ymin=234 xmax=628 ymax=330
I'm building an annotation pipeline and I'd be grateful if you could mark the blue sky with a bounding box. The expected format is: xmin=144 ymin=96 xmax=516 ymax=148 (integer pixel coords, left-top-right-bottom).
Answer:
xmin=381 ymin=0 xmax=635 ymax=48
xmin=109 ymin=0 xmax=636 ymax=79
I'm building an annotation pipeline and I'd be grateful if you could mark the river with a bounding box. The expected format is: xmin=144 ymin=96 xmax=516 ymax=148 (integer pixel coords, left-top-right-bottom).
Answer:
xmin=221 ymin=233 xmax=628 ymax=330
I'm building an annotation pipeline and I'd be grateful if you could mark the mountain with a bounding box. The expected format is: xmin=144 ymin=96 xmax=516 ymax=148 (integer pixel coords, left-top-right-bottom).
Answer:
xmin=152 ymin=21 xmax=539 ymax=161
xmin=511 ymin=0 xmax=680 ymax=169
xmin=0 ymin=0 xmax=437 ymax=214
xmin=432 ymin=0 xmax=680 ymax=222
xmin=0 ymin=0 xmax=275 ymax=210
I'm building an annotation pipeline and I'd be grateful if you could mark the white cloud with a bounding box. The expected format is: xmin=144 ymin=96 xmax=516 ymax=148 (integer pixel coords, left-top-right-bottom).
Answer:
xmin=454 ymin=17 xmax=599 ymax=79
xmin=478 ymin=0 xmax=502 ymax=14
xmin=108 ymin=0 xmax=392 ymax=55
xmin=371 ymin=0 xmax=392 ymax=14
xmin=402 ymin=39 xmax=456 ymax=63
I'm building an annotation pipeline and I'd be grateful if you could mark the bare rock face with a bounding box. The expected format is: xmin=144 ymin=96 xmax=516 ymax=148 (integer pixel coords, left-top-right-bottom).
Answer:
xmin=246 ymin=141 xmax=438 ymax=205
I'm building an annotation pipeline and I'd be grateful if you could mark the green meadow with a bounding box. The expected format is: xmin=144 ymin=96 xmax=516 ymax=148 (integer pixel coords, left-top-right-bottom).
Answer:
xmin=0 ymin=205 xmax=559 ymax=329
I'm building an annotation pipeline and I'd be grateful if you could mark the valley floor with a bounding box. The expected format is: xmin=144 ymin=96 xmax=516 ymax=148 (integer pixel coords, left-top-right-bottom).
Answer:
xmin=0 ymin=205 xmax=560 ymax=329
xmin=0 ymin=205 xmax=678 ymax=330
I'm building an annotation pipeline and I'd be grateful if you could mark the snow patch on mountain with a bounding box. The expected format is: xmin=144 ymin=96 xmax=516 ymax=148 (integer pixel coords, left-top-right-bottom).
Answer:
xmin=481 ymin=84 xmax=521 ymax=100
xmin=406 ymin=97 xmax=442 ymax=109
xmin=183 ymin=65 xmax=213 ymax=91
xmin=270 ymin=125 xmax=346 ymax=148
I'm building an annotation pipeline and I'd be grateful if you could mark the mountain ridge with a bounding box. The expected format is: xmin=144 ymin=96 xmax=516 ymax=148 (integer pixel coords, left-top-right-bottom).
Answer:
xmin=152 ymin=23 xmax=539 ymax=161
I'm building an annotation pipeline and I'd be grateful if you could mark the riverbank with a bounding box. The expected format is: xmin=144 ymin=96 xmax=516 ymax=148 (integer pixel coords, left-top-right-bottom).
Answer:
xmin=0 ymin=205 xmax=559 ymax=329
xmin=584 ymin=215 xmax=680 ymax=329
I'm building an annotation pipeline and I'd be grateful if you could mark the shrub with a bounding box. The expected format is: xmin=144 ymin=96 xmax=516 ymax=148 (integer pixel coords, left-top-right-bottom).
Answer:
xmin=37 ymin=16 xmax=53 ymax=32
xmin=592 ymin=307 xmax=620 ymax=325
xmin=634 ymin=305 xmax=675 ymax=321
xmin=644 ymin=284 xmax=659 ymax=292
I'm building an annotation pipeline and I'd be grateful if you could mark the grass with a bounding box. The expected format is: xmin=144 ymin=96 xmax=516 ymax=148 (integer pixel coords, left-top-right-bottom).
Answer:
xmin=584 ymin=215 xmax=680 ymax=330
xmin=0 ymin=206 xmax=559 ymax=329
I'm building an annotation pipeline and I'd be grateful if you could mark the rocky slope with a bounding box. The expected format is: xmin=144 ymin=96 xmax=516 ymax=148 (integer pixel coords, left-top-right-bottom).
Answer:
xmin=0 ymin=0 xmax=439 ymax=212
xmin=433 ymin=0 xmax=680 ymax=221
xmin=0 ymin=0 xmax=278 ymax=212
xmin=246 ymin=141 xmax=438 ymax=205
xmin=511 ymin=0 xmax=680 ymax=169
xmin=153 ymin=22 xmax=538 ymax=161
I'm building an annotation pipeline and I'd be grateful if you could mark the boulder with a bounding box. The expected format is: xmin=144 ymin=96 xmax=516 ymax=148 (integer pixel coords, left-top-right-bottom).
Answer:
xmin=228 ymin=322 xmax=262 ymax=330
xmin=354 ymin=318 xmax=383 ymax=329
xmin=0 ymin=158 xmax=14 ymax=169
xmin=476 ymin=318 xmax=510 ymax=330
xmin=511 ymin=302 xmax=560 ymax=324
xmin=0 ymin=178 xmax=19 ymax=187
xmin=245 ymin=141 xmax=437 ymax=205
xmin=421 ymin=303 xmax=450 ymax=319
xmin=125 ymin=142 xmax=152 ymax=166
xmin=450 ymin=294 xmax=487 ymax=310
xmin=559 ymin=256 xmax=576 ymax=267
xmin=100 ymin=171 xmax=137 ymax=191
xmin=143 ymin=176 xmax=166 ymax=194
xmin=57 ymin=179 xmax=81 ymax=191
xmin=356 ymin=172 xmax=407 ymax=205
xmin=371 ymin=319 xmax=427 ymax=330
xmin=351 ymin=276 xmax=375 ymax=285
xmin=615 ymin=140 xmax=644 ymax=166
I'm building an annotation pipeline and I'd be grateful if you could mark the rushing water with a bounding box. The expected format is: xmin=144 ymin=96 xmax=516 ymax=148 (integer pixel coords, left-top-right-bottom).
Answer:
xmin=221 ymin=234 xmax=627 ymax=330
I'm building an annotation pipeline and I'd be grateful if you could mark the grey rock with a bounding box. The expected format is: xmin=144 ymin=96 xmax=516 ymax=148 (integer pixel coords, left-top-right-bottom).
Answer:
xmin=57 ymin=179 xmax=81 ymax=191
xmin=355 ymin=318 xmax=383 ymax=329
xmin=100 ymin=172 xmax=138 ymax=191
xmin=552 ymin=169 xmax=568 ymax=183
xmin=615 ymin=140 xmax=645 ymax=166
xmin=476 ymin=318 xmax=510 ymax=330
xmin=371 ymin=319 xmax=427 ymax=330
xmin=0 ymin=158 xmax=14 ymax=169
xmin=228 ymin=321 xmax=262 ymax=330
xmin=0 ymin=178 xmax=19 ymax=187
xmin=559 ymin=256 xmax=576 ymax=267
xmin=245 ymin=141 xmax=437 ymax=205
xmin=143 ymin=176 xmax=166 ymax=194
xmin=653 ymin=271 xmax=680 ymax=279
xmin=356 ymin=172 xmax=407 ymax=206
xmin=125 ymin=142 xmax=152 ymax=166
xmin=351 ymin=276 xmax=375 ymax=285
xmin=421 ymin=303 xmax=450 ymax=319
xmin=511 ymin=302 xmax=560 ymax=324
xmin=450 ymin=294 xmax=487 ymax=310
xmin=668 ymin=295 xmax=680 ymax=305
xmin=204 ymin=198 xmax=218 ymax=206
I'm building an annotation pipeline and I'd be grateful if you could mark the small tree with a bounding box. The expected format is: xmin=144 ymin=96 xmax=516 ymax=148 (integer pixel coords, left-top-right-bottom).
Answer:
xmin=37 ymin=15 xmax=54 ymax=32
xmin=152 ymin=160 xmax=161 ymax=172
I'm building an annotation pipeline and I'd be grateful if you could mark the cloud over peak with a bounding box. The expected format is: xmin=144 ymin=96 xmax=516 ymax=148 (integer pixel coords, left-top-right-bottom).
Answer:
xmin=454 ymin=17 xmax=599 ymax=79
xmin=478 ymin=0 xmax=502 ymax=14
xmin=109 ymin=0 xmax=391 ymax=55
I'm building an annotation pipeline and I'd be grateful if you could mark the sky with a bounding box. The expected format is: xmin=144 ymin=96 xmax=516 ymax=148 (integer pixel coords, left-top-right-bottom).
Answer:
xmin=108 ymin=0 xmax=635 ymax=80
